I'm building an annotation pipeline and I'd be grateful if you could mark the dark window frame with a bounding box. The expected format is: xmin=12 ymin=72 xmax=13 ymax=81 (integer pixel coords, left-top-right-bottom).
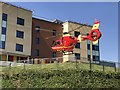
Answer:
xmin=35 ymin=37 xmax=40 ymax=44
xmin=2 ymin=13 xmax=7 ymax=21
xmin=75 ymin=53 xmax=80 ymax=60
xmin=0 ymin=41 xmax=5 ymax=49
xmin=75 ymin=43 xmax=80 ymax=48
xmin=74 ymin=31 xmax=80 ymax=37
xmin=87 ymin=44 xmax=90 ymax=50
xmin=93 ymin=55 xmax=100 ymax=61
xmin=92 ymin=45 xmax=99 ymax=51
xmin=88 ymin=55 xmax=91 ymax=61
xmin=52 ymin=52 xmax=56 ymax=58
xmin=16 ymin=30 xmax=24 ymax=39
xmin=2 ymin=27 xmax=6 ymax=35
xmin=17 ymin=17 xmax=24 ymax=26
xmin=53 ymin=30 xmax=57 ymax=36
xmin=16 ymin=44 xmax=23 ymax=52
xmin=34 ymin=49 xmax=39 ymax=57
xmin=35 ymin=26 xmax=40 ymax=32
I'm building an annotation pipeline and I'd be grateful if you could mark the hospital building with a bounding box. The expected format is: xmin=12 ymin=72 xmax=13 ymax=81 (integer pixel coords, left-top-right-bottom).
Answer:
xmin=0 ymin=2 xmax=100 ymax=62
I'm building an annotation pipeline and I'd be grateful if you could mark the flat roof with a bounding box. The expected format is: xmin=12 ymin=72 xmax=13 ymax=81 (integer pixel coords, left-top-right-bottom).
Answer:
xmin=64 ymin=20 xmax=92 ymax=27
xmin=0 ymin=2 xmax=32 ymax=12
xmin=32 ymin=17 xmax=63 ymax=25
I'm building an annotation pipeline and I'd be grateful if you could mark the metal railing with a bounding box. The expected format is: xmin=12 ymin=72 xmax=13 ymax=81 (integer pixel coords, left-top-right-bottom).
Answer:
xmin=1 ymin=57 xmax=120 ymax=72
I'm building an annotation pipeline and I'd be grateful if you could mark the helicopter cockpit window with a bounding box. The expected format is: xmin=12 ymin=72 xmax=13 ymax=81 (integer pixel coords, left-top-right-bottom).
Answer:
xmin=70 ymin=43 xmax=74 ymax=46
xmin=52 ymin=41 xmax=56 ymax=46
xmin=69 ymin=36 xmax=75 ymax=39
xmin=56 ymin=41 xmax=60 ymax=45
xmin=52 ymin=41 xmax=61 ymax=46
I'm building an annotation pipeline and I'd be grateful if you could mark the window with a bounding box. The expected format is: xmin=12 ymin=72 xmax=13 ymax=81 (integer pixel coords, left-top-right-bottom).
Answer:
xmin=96 ymin=56 xmax=100 ymax=61
xmin=0 ymin=41 xmax=5 ymax=49
xmin=87 ymin=40 xmax=90 ymax=44
xmin=93 ymin=55 xmax=100 ymax=61
xmin=92 ymin=45 xmax=99 ymax=51
xmin=96 ymin=46 xmax=99 ymax=51
xmin=88 ymin=50 xmax=90 ymax=55
xmin=88 ymin=55 xmax=91 ymax=61
xmin=92 ymin=51 xmax=99 ymax=56
xmin=35 ymin=26 xmax=40 ymax=32
xmin=93 ymin=56 xmax=96 ymax=61
xmin=74 ymin=31 xmax=80 ymax=37
xmin=52 ymin=52 xmax=56 ymax=58
xmin=87 ymin=44 xmax=90 ymax=50
xmin=2 ymin=27 xmax=6 ymax=35
xmin=1 ymin=35 xmax=6 ymax=41
xmin=34 ymin=49 xmax=39 ymax=56
xmin=75 ymin=53 xmax=80 ymax=60
xmin=2 ymin=21 xmax=7 ymax=28
xmin=2 ymin=13 xmax=7 ymax=21
xmin=16 ymin=30 xmax=24 ymax=39
xmin=17 ymin=17 xmax=24 ymax=26
xmin=75 ymin=43 xmax=80 ymax=48
xmin=35 ymin=37 xmax=40 ymax=44
xmin=52 ymin=41 xmax=56 ymax=46
xmin=53 ymin=30 xmax=57 ymax=36
xmin=16 ymin=44 xmax=23 ymax=52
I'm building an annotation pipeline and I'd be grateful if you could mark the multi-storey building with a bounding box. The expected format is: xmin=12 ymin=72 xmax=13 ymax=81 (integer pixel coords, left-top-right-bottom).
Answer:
xmin=0 ymin=2 xmax=32 ymax=61
xmin=31 ymin=18 xmax=63 ymax=60
xmin=63 ymin=21 xmax=100 ymax=62
xmin=0 ymin=2 xmax=100 ymax=63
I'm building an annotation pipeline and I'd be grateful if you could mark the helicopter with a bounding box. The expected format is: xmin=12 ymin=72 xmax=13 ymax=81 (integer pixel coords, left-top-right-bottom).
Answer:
xmin=37 ymin=20 xmax=102 ymax=54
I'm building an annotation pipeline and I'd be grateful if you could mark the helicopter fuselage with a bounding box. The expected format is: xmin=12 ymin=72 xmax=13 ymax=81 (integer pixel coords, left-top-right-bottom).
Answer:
xmin=52 ymin=36 xmax=78 ymax=52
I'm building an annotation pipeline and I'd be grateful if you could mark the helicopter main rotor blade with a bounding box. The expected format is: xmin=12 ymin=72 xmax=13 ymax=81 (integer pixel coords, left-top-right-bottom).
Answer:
xmin=37 ymin=28 xmax=55 ymax=32
xmin=45 ymin=33 xmax=62 ymax=39
xmin=67 ymin=23 xmax=89 ymax=33
xmin=68 ymin=25 xmax=84 ymax=33
xmin=45 ymin=23 xmax=89 ymax=39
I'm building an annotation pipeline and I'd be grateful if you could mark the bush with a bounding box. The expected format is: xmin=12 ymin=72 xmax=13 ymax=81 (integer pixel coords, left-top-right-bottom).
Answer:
xmin=2 ymin=69 xmax=120 ymax=88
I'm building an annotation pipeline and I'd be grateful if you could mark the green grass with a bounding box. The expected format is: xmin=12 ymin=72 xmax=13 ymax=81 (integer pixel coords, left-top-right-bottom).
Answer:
xmin=1 ymin=62 xmax=118 ymax=74
xmin=1 ymin=62 xmax=120 ymax=88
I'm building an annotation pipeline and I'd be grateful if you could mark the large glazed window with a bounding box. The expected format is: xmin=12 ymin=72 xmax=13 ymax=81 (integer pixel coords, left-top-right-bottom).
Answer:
xmin=0 ymin=13 xmax=7 ymax=49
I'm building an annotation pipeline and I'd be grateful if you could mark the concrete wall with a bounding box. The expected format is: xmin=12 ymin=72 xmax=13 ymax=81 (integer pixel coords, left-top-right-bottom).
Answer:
xmin=0 ymin=2 xmax=32 ymax=60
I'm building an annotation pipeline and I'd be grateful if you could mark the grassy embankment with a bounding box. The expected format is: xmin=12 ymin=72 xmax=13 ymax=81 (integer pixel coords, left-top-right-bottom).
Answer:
xmin=1 ymin=62 xmax=120 ymax=88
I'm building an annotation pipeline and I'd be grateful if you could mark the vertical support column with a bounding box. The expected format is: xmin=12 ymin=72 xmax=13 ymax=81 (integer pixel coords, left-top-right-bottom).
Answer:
xmin=6 ymin=52 xmax=9 ymax=61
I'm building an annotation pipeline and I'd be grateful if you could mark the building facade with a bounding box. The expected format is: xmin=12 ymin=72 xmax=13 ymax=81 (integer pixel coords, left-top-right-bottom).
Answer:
xmin=0 ymin=2 xmax=100 ymax=63
xmin=31 ymin=18 xmax=63 ymax=59
xmin=63 ymin=21 xmax=100 ymax=62
xmin=0 ymin=2 xmax=32 ymax=61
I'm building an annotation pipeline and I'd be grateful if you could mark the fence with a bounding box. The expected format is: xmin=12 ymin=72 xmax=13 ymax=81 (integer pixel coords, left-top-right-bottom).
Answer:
xmin=1 ymin=57 xmax=120 ymax=72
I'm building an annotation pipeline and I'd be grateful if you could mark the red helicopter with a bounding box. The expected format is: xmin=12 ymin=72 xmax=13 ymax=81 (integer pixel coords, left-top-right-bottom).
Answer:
xmin=51 ymin=20 xmax=101 ymax=54
xmin=38 ymin=20 xmax=102 ymax=54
